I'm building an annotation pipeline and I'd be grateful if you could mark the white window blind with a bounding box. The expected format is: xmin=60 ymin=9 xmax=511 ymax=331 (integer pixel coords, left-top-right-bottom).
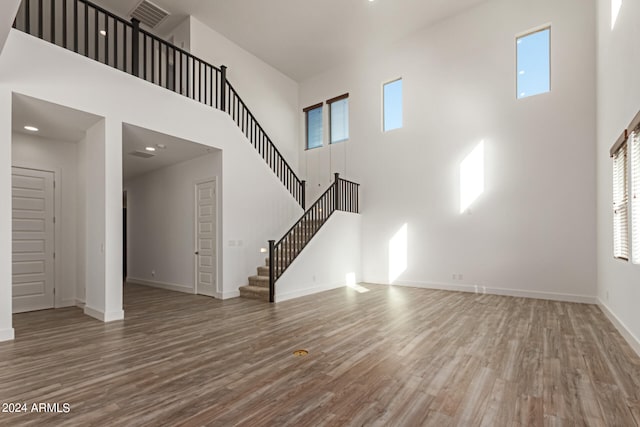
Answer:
xmin=305 ymin=104 xmax=323 ymax=150
xmin=330 ymin=96 xmax=349 ymax=144
xmin=631 ymin=129 xmax=640 ymax=264
xmin=613 ymin=144 xmax=629 ymax=260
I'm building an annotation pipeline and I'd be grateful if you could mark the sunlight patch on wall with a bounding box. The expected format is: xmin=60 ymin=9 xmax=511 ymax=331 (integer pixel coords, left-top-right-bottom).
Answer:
xmin=460 ymin=140 xmax=485 ymax=214
xmin=611 ymin=0 xmax=622 ymax=29
xmin=389 ymin=223 xmax=408 ymax=284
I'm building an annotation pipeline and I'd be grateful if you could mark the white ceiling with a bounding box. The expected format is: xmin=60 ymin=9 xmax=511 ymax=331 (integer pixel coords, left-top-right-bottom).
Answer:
xmin=11 ymin=94 xmax=214 ymax=182
xmin=92 ymin=0 xmax=488 ymax=81
xmin=122 ymin=124 xmax=215 ymax=182
xmin=12 ymin=93 xmax=102 ymax=142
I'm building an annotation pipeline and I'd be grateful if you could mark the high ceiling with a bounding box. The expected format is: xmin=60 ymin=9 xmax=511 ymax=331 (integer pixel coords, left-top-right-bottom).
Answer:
xmin=93 ymin=0 xmax=488 ymax=81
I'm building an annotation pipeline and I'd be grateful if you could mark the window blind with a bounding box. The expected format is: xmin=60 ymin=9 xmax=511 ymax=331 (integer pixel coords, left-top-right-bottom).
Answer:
xmin=330 ymin=97 xmax=349 ymax=144
xmin=631 ymin=129 xmax=640 ymax=264
xmin=305 ymin=104 xmax=323 ymax=150
xmin=613 ymin=142 xmax=629 ymax=260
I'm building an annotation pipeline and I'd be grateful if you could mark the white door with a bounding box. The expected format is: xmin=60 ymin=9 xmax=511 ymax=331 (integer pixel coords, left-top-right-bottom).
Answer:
xmin=195 ymin=179 xmax=216 ymax=297
xmin=12 ymin=167 xmax=55 ymax=313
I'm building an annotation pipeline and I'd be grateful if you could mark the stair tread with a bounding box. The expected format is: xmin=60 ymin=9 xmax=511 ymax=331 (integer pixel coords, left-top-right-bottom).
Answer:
xmin=240 ymin=285 xmax=268 ymax=292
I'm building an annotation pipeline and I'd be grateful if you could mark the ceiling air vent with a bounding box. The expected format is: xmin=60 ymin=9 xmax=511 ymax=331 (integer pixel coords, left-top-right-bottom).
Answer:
xmin=129 ymin=150 xmax=156 ymax=159
xmin=129 ymin=0 xmax=169 ymax=29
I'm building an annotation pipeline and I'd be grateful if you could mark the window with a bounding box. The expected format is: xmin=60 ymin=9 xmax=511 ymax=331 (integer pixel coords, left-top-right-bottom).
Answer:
xmin=611 ymin=131 xmax=629 ymax=260
xmin=612 ymin=0 xmax=622 ymax=29
xmin=328 ymin=94 xmax=349 ymax=144
xmin=304 ymin=103 xmax=323 ymax=150
xmin=630 ymin=113 xmax=640 ymax=263
xmin=517 ymin=27 xmax=550 ymax=99
xmin=383 ymin=78 xmax=403 ymax=131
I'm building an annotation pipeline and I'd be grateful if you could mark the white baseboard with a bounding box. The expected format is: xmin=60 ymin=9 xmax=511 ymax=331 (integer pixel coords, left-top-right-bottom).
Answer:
xmin=58 ymin=299 xmax=77 ymax=308
xmin=84 ymin=305 xmax=124 ymax=322
xmin=0 ymin=328 xmax=15 ymax=342
xmin=364 ymin=279 xmax=596 ymax=304
xmin=221 ymin=290 xmax=240 ymax=299
xmin=275 ymin=282 xmax=345 ymax=303
xmin=597 ymin=298 xmax=640 ymax=358
xmin=128 ymin=278 xmax=194 ymax=295
xmin=75 ymin=299 xmax=86 ymax=309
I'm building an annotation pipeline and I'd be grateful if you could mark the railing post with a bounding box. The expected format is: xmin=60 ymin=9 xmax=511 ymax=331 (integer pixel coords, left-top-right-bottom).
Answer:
xmin=268 ymin=240 xmax=275 ymax=303
xmin=301 ymin=180 xmax=306 ymax=210
xmin=220 ymin=65 xmax=227 ymax=113
xmin=131 ymin=18 xmax=140 ymax=77
xmin=334 ymin=173 xmax=340 ymax=212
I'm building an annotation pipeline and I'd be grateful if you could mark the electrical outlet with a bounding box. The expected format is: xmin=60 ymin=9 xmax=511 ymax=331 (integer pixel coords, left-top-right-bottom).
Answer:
xmin=459 ymin=274 xmax=464 ymax=280
xmin=606 ymin=290 xmax=609 ymax=301
xmin=151 ymin=270 xmax=155 ymax=277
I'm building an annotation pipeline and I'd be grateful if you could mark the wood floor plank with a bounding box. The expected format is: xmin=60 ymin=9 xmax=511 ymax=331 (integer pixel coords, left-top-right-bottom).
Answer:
xmin=0 ymin=283 xmax=639 ymax=425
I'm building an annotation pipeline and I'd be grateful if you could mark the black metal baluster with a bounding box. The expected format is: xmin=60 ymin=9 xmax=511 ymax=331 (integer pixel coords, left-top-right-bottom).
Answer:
xmin=38 ymin=0 xmax=43 ymax=38
xmin=94 ymin=8 xmax=98 ymax=59
xmin=25 ymin=0 xmax=31 ymax=34
xmin=62 ymin=0 xmax=67 ymax=48
xmin=73 ymin=0 xmax=77 ymax=52
xmin=143 ymin=34 xmax=147 ymax=79
xmin=51 ymin=0 xmax=56 ymax=43
xmin=104 ymin=16 xmax=109 ymax=65
xmin=150 ymin=38 xmax=155 ymax=83
xmin=131 ymin=18 xmax=139 ymax=77
xmin=173 ymin=48 xmax=176 ymax=91
xmin=114 ymin=20 xmax=118 ymax=68
xmin=123 ymin=22 xmax=128 ymax=73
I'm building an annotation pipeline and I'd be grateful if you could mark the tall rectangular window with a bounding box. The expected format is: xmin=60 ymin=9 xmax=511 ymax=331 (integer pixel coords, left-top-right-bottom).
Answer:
xmin=630 ymin=117 xmax=640 ymax=264
xmin=517 ymin=27 xmax=550 ymax=99
xmin=383 ymin=78 xmax=403 ymax=132
xmin=328 ymin=94 xmax=349 ymax=144
xmin=612 ymin=133 xmax=629 ymax=260
xmin=304 ymin=103 xmax=323 ymax=150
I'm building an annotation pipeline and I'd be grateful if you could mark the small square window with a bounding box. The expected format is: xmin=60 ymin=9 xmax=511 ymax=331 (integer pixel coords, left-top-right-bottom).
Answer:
xmin=517 ymin=27 xmax=550 ymax=99
xmin=383 ymin=79 xmax=403 ymax=132
xmin=328 ymin=94 xmax=349 ymax=144
xmin=304 ymin=103 xmax=323 ymax=150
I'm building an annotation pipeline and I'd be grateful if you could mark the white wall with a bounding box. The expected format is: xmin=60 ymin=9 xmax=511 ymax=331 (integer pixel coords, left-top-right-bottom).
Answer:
xmin=12 ymin=132 xmax=78 ymax=307
xmin=188 ymin=17 xmax=300 ymax=172
xmin=275 ymin=212 xmax=362 ymax=302
xmin=125 ymin=152 xmax=222 ymax=295
xmin=0 ymin=0 xmax=20 ymax=54
xmin=0 ymin=88 xmax=13 ymax=341
xmin=596 ymin=0 xmax=640 ymax=354
xmin=0 ymin=29 xmax=301 ymax=336
xmin=299 ymin=0 xmax=597 ymax=301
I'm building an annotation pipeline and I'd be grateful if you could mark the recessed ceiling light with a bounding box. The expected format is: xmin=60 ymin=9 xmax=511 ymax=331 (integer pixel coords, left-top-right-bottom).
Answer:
xmin=24 ymin=125 xmax=39 ymax=132
xmin=145 ymin=146 xmax=156 ymax=152
xmin=99 ymin=30 xmax=107 ymax=36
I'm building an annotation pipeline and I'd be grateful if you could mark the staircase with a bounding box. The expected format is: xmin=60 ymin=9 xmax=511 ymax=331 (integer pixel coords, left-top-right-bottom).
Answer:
xmin=240 ymin=174 xmax=360 ymax=302
xmin=239 ymin=259 xmax=271 ymax=301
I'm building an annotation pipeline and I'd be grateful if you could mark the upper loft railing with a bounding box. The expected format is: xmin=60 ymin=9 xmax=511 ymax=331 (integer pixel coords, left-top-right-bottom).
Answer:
xmin=12 ymin=0 xmax=306 ymax=208
xmin=268 ymin=173 xmax=360 ymax=302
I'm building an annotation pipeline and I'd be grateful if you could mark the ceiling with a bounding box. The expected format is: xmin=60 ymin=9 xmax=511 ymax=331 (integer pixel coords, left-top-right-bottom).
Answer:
xmin=12 ymin=93 xmax=102 ymax=142
xmin=12 ymin=94 xmax=214 ymax=182
xmin=91 ymin=0 xmax=488 ymax=81
xmin=122 ymin=124 xmax=214 ymax=182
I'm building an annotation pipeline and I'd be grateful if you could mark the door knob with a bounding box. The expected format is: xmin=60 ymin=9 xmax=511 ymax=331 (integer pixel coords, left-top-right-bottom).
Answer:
xmin=195 ymin=251 xmax=200 ymax=255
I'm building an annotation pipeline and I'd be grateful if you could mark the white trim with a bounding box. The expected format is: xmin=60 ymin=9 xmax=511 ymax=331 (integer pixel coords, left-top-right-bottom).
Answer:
xmin=0 ymin=328 xmax=15 ymax=342
xmin=597 ymin=298 xmax=640 ymax=358
xmin=221 ymin=290 xmax=240 ymax=299
xmin=275 ymin=282 xmax=345 ymax=303
xmin=365 ymin=279 xmax=596 ymax=304
xmin=83 ymin=305 xmax=124 ymax=322
xmin=75 ymin=299 xmax=86 ymax=308
xmin=128 ymin=277 xmax=194 ymax=294
xmin=59 ymin=299 xmax=77 ymax=308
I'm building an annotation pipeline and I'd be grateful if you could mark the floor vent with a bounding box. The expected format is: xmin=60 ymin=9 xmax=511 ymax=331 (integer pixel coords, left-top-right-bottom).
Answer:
xmin=129 ymin=0 xmax=169 ymax=29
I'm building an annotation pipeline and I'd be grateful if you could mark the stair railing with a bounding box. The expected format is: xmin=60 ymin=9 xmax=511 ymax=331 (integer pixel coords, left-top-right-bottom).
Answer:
xmin=268 ymin=173 xmax=360 ymax=302
xmin=11 ymin=0 xmax=305 ymax=208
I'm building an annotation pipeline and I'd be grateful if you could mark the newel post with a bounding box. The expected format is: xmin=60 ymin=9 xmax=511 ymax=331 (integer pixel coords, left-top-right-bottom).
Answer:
xmin=268 ymin=240 xmax=275 ymax=303
xmin=334 ymin=173 xmax=340 ymax=212
xmin=301 ymin=180 xmax=306 ymax=209
xmin=220 ymin=65 xmax=228 ymax=113
xmin=131 ymin=18 xmax=140 ymax=77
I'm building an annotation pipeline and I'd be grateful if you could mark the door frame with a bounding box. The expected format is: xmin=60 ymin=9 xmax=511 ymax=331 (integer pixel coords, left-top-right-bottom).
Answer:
xmin=193 ymin=177 xmax=218 ymax=297
xmin=11 ymin=165 xmax=61 ymax=309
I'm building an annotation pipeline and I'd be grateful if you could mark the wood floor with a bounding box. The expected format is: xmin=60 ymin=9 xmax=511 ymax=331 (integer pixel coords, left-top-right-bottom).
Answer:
xmin=1 ymin=284 xmax=639 ymax=426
